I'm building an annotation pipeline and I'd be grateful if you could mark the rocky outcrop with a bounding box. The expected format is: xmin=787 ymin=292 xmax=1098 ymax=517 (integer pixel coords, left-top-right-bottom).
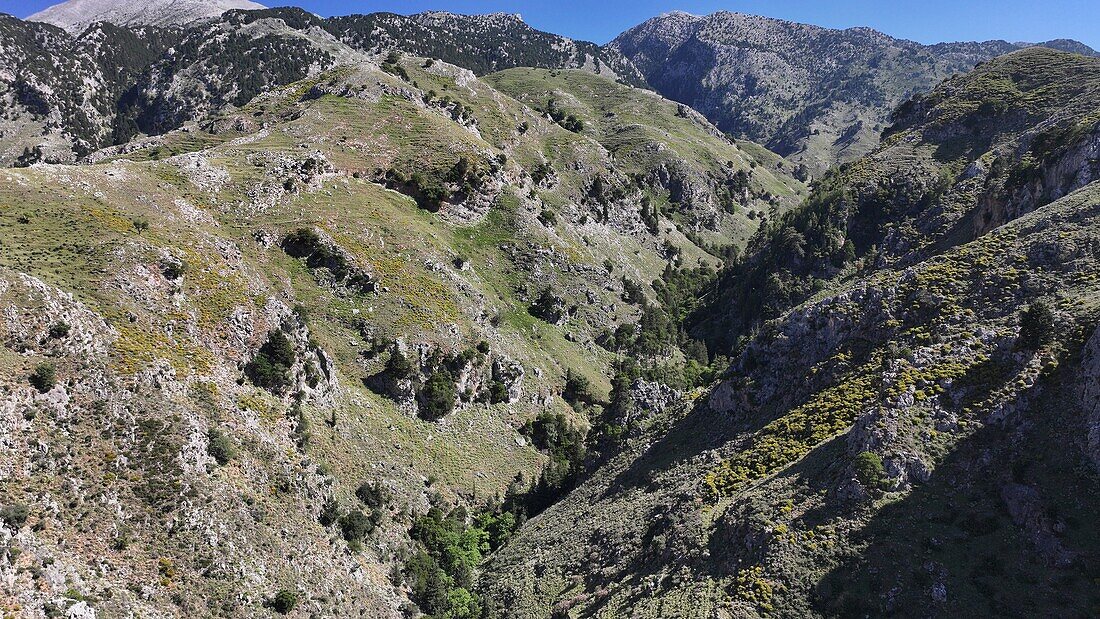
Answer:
xmin=975 ymin=125 xmax=1100 ymax=235
xmin=366 ymin=341 xmax=524 ymax=419
xmin=1000 ymin=482 xmax=1076 ymax=567
xmin=280 ymin=225 xmax=375 ymax=296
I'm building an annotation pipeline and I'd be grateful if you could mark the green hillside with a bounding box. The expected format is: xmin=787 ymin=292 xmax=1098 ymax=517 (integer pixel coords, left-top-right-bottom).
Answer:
xmin=0 ymin=52 xmax=805 ymax=617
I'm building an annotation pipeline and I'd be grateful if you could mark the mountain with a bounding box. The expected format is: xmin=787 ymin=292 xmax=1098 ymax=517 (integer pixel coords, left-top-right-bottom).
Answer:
xmin=610 ymin=11 xmax=1097 ymax=173
xmin=113 ymin=8 xmax=348 ymax=141
xmin=483 ymin=67 xmax=803 ymax=249
xmin=0 ymin=43 xmax=802 ymax=617
xmin=695 ymin=46 xmax=1100 ymax=351
xmin=0 ymin=15 xmax=175 ymax=165
xmin=2 ymin=7 xmax=1100 ymax=618
xmin=479 ymin=47 xmax=1100 ymax=617
xmin=327 ymin=11 xmax=644 ymax=86
xmin=10 ymin=3 xmax=1096 ymax=172
xmin=27 ymin=0 xmax=266 ymax=32
xmin=0 ymin=6 xmax=644 ymax=165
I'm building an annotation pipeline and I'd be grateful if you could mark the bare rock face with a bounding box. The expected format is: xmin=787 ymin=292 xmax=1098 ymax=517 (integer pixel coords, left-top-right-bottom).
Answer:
xmin=975 ymin=125 xmax=1100 ymax=235
xmin=28 ymin=0 xmax=266 ymax=33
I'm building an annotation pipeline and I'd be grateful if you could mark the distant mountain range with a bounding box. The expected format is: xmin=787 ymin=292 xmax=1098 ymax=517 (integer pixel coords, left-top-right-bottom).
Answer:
xmin=27 ymin=0 xmax=265 ymax=32
xmin=5 ymin=2 xmax=1095 ymax=172
xmin=612 ymin=10 xmax=1098 ymax=172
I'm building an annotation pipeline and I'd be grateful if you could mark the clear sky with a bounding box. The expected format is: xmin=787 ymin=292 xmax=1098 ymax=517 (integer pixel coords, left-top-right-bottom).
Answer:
xmin=4 ymin=0 xmax=1098 ymax=49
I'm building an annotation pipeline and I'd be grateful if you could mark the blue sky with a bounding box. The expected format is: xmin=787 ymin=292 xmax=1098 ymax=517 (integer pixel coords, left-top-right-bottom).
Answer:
xmin=5 ymin=0 xmax=1098 ymax=48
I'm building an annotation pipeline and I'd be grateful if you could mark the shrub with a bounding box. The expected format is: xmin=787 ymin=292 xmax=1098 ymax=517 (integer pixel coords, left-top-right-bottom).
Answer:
xmin=385 ymin=346 xmax=414 ymax=378
xmin=245 ymin=331 xmax=296 ymax=392
xmin=531 ymin=162 xmax=552 ymax=185
xmin=420 ymin=370 xmax=456 ymax=420
xmin=207 ymin=428 xmax=235 ymax=465
xmin=283 ymin=227 xmax=322 ymax=253
xmin=29 ymin=362 xmax=56 ymax=393
xmin=159 ymin=257 xmax=186 ymax=280
xmin=538 ymin=209 xmax=557 ymax=227
xmin=475 ymin=510 xmax=518 ymax=551
xmin=1017 ymin=300 xmax=1055 ymax=350
xmin=340 ymin=509 xmax=375 ymax=544
xmin=404 ymin=550 xmax=452 ymax=615
xmin=853 ymin=451 xmax=886 ymax=489
xmin=562 ymin=369 xmax=594 ymax=406
xmin=545 ymin=100 xmax=584 ymax=132
xmin=381 ymin=51 xmax=408 ymax=80
xmin=48 ymin=322 xmax=70 ymax=339
xmin=446 ymin=587 xmax=481 ymax=619
xmin=319 ymin=498 xmax=341 ymax=527
xmin=271 ymin=589 xmax=297 ymax=614
xmin=355 ymin=480 xmax=390 ymax=509
xmin=621 ymin=277 xmax=645 ymax=305
xmin=402 ymin=172 xmax=447 ymax=211
xmin=0 ymin=503 xmax=29 ymax=528
xmin=488 ymin=379 xmax=509 ymax=404
xmin=528 ymin=288 xmax=565 ymax=324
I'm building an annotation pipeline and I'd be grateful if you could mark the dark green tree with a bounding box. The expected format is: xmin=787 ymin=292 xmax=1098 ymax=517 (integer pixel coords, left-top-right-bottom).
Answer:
xmin=420 ymin=370 xmax=456 ymax=420
xmin=1017 ymin=300 xmax=1055 ymax=350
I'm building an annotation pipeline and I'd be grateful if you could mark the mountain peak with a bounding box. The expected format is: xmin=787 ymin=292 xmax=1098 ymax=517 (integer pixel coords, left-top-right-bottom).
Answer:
xmin=27 ymin=0 xmax=266 ymax=33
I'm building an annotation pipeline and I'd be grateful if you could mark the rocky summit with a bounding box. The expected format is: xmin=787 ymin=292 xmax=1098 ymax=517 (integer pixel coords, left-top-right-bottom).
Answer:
xmin=1 ymin=1 xmax=1098 ymax=618
xmin=27 ymin=0 xmax=267 ymax=32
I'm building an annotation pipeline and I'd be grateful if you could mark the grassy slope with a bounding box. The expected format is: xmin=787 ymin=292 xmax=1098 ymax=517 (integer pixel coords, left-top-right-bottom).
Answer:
xmin=0 ymin=55 xmax=804 ymax=617
xmin=485 ymin=68 xmax=807 ymax=249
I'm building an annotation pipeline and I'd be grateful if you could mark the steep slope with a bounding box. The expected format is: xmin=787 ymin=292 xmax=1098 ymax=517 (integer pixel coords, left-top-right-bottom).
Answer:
xmin=610 ymin=11 xmax=1097 ymax=173
xmin=485 ymin=67 xmax=805 ymax=249
xmin=113 ymin=8 xmax=348 ymax=141
xmin=0 ymin=49 xmax=802 ymax=617
xmin=479 ymin=47 xmax=1100 ymax=618
xmin=696 ymin=47 xmax=1100 ymax=352
xmin=1 ymin=7 xmax=645 ymax=165
xmin=28 ymin=0 xmax=265 ymax=33
xmin=327 ymin=12 xmax=644 ymax=86
xmin=0 ymin=16 xmax=172 ymax=165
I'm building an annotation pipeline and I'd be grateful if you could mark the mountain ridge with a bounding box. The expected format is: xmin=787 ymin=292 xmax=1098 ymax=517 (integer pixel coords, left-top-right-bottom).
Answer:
xmin=27 ymin=0 xmax=266 ymax=32
xmin=0 ymin=5 xmax=644 ymax=166
xmin=610 ymin=10 xmax=1097 ymax=173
